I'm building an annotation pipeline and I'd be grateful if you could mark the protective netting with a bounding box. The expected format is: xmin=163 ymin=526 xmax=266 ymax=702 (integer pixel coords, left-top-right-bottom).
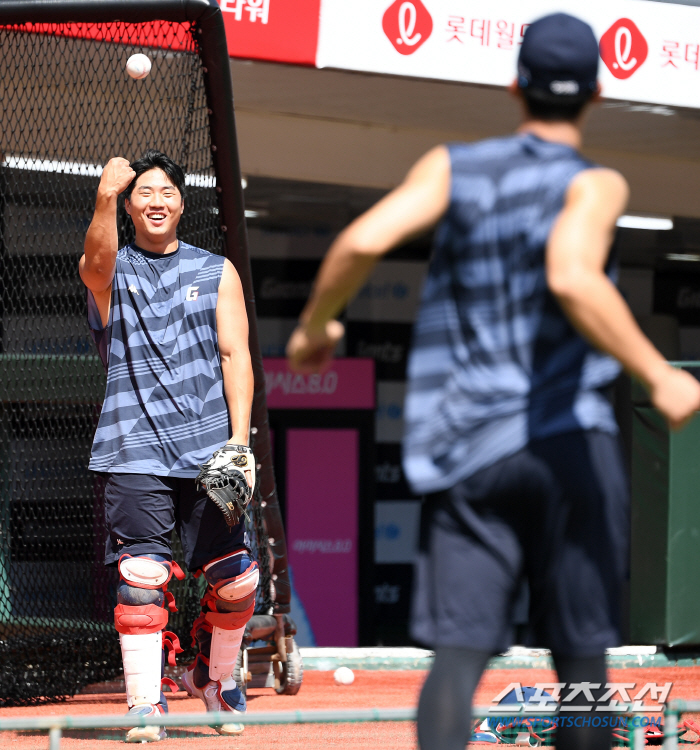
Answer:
xmin=0 ymin=20 xmax=269 ymax=705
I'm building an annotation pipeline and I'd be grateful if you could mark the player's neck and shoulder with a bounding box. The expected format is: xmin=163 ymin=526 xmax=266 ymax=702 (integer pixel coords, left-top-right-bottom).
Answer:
xmin=119 ymin=238 xmax=221 ymax=265
xmin=446 ymin=121 xmax=585 ymax=171
xmin=434 ymin=117 xmax=627 ymax=206
xmin=516 ymin=119 xmax=625 ymax=201
xmin=419 ymin=124 xmax=584 ymax=189
xmin=519 ymin=119 xmax=628 ymax=204
xmin=347 ymin=113 xmax=626 ymax=267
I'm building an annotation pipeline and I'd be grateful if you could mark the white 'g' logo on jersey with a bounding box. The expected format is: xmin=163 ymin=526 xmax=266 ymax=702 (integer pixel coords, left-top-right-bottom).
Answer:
xmin=186 ymin=286 xmax=199 ymax=301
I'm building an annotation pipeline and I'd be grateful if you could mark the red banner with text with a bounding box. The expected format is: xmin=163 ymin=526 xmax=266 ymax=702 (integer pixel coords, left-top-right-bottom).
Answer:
xmin=221 ymin=0 xmax=321 ymax=66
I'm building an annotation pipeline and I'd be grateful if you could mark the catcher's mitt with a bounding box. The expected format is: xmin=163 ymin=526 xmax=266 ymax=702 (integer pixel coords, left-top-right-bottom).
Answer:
xmin=196 ymin=444 xmax=255 ymax=526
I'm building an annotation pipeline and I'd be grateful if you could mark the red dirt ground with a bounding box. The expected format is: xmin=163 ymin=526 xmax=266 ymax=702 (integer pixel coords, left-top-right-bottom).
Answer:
xmin=2 ymin=666 xmax=699 ymax=749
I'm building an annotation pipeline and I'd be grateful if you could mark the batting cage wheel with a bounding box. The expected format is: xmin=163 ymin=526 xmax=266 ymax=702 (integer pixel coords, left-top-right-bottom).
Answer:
xmin=235 ymin=613 xmax=303 ymax=696
xmin=0 ymin=0 xmax=295 ymax=705
xmin=275 ymin=636 xmax=304 ymax=696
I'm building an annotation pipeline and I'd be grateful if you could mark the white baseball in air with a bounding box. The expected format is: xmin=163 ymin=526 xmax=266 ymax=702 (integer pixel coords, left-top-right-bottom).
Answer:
xmin=334 ymin=667 xmax=355 ymax=685
xmin=126 ymin=53 xmax=152 ymax=80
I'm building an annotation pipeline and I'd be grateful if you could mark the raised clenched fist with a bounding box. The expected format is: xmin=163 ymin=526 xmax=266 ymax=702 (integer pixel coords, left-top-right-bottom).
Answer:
xmin=99 ymin=157 xmax=136 ymax=198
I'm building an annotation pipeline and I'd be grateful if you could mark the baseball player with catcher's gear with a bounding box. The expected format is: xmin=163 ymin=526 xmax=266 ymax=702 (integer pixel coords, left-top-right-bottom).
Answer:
xmin=287 ymin=14 xmax=700 ymax=750
xmin=81 ymin=150 xmax=256 ymax=742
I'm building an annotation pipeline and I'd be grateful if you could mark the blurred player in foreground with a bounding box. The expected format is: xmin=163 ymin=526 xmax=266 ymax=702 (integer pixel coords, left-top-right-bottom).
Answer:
xmin=80 ymin=150 xmax=256 ymax=742
xmin=287 ymin=14 xmax=700 ymax=750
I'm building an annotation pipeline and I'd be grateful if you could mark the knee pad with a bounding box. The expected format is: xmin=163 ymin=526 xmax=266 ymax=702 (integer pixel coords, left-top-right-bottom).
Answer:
xmin=191 ymin=550 xmax=258 ymax=684
xmin=117 ymin=554 xmax=170 ymax=607
xmin=203 ymin=550 xmax=259 ymax=630
xmin=114 ymin=554 xmax=184 ymax=636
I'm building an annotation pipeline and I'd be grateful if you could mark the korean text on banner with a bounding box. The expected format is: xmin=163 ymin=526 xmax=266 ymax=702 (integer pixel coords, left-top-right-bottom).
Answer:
xmin=222 ymin=0 xmax=321 ymax=65
xmin=317 ymin=0 xmax=700 ymax=110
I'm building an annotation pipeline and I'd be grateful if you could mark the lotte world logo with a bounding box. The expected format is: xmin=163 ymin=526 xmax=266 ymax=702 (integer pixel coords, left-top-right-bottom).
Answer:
xmin=381 ymin=7 xmax=649 ymax=82
xmin=382 ymin=0 xmax=433 ymax=55
xmin=599 ymin=18 xmax=648 ymax=79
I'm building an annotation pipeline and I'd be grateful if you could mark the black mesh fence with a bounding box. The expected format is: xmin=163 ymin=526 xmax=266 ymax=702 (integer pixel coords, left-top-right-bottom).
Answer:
xmin=0 ymin=20 xmax=269 ymax=705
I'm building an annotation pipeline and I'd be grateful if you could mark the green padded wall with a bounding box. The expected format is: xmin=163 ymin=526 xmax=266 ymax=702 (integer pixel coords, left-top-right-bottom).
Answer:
xmin=630 ymin=364 xmax=700 ymax=646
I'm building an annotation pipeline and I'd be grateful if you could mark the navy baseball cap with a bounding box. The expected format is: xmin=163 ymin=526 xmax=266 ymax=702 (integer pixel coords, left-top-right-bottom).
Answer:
xmin=518 ymin=13 xmax=599 ymax=97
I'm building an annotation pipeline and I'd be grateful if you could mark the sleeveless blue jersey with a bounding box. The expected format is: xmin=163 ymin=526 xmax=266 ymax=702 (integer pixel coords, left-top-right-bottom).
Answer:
xmin=87 ymin=241 xmax=231 ymax=477
xmin=403 ymin=134 xmax=621 ymax=494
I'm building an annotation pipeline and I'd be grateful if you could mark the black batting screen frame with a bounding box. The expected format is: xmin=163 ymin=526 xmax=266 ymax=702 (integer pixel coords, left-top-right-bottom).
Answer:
xmin=0 ymin=0 xmax=288 ymax=705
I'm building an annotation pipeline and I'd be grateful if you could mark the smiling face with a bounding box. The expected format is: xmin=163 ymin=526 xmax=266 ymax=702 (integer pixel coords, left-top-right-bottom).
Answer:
xmin=124 ymin=168 xmax=184 ymax=252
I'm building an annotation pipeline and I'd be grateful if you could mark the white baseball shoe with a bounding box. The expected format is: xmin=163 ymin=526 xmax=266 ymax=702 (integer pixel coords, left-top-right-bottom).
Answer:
xmin=181 ymin=662 xmax=245 ymax=736
xmin=124 ymin=702 xmax=166 ymax=743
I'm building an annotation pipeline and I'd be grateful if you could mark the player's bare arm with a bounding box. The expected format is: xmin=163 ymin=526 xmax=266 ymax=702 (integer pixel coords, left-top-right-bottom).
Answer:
xmin=547 ymin=167 xmax=700 ymax=429
xmin=287 ymin=145 xmax=451 ymax=373
xmin=217 ymin=259 xmax=254 ymax=450
xmin=201 ymin=259 xmax=255 ymax=518
xmin=79 ymin=157 xmax=135 ymax=326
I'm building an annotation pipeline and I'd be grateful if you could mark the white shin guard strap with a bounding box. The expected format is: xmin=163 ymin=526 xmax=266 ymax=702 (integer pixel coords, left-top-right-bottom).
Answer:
xmin=209 ymin=625 xmax=244 ymax=683
xmin=119 ymin=631 xmax=162 ymax=707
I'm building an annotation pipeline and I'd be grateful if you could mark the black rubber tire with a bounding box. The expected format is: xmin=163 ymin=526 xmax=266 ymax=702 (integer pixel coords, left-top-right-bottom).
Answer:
xmin=234 ymin=647 xmax=247 ymax=697
xmin=275 ymin=638 xmax=303 ymax=695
